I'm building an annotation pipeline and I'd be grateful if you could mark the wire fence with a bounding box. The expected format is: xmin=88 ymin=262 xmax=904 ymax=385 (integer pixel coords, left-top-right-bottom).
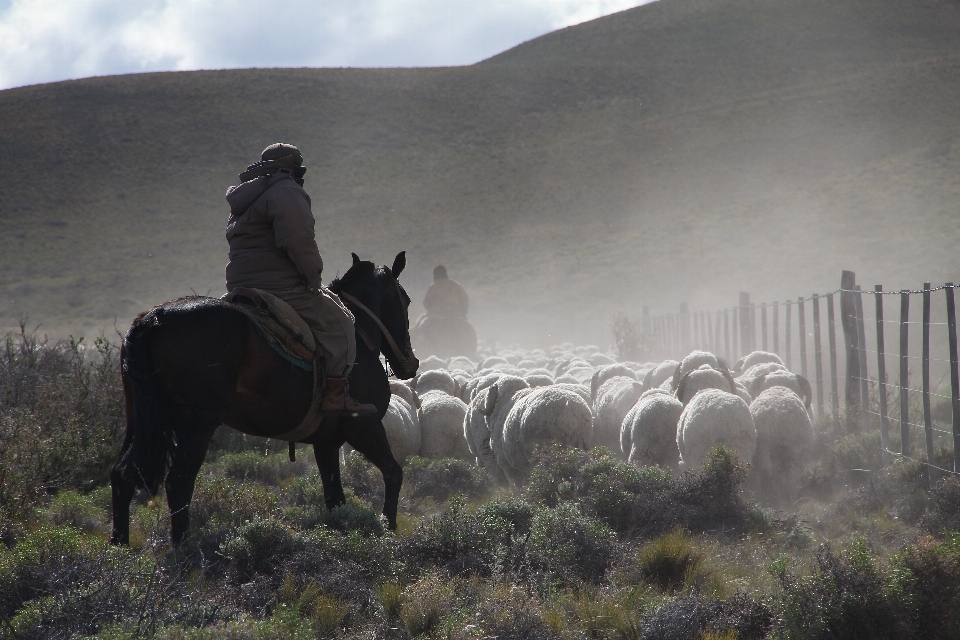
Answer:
xmin=641 ymin=273 xmax=960 ymax=480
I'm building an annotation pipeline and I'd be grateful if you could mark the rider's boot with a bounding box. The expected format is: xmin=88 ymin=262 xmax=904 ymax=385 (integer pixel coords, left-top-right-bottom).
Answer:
xmin=322 ymin=377 xmax=377 ymax=416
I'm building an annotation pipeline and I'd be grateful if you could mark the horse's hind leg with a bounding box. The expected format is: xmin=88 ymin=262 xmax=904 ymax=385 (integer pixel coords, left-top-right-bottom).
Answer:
xmin=165 ymin=425 xmax=216 ymax=546
xmin=110 ymin=434 xmax=136 ymax=545
xmin=347 ymin=420 xmax=403 ymax=531
xmin=111 ymin=370 xmax=136 ymax=545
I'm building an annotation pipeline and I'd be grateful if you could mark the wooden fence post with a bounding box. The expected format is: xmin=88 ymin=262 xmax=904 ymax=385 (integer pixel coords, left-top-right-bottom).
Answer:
xmin=785 ymin=299 xmax=793 ymax=371
xmin=761 ymin=303 xmax=768 ymax=351
xmin=841 ymin=270 xmax=861 ymax=431
xmin=773 ymin=301 xmax=780 ymax=355
xmin=693 ymin=312 xmax=700 ymax=351
xmin=723 ymin=309 xmax=731 ymax=364
xmin=900 ymin=290 xmax=911 ymax=457
xmin=751 ymin=303 xmax=757 ymax=353
xmin=680 ymin=304 xmax=690 ymax=355
xmin=922 ymin=283 xmax=936 ymax=485
xmin=874 ymin=285 xmax=890 ymax=467
xmin=714 ymin=311 xmax=722 ymax=362
xmin=798 ymin=297 xmax=809 ymax=384
xmin=813 ymin=294 xmax=825 ymax=418
xmin=732 ymin=306 xmax=739 ymax=362
xmin=828 ymin=293 xmax=840 ymax=424
xmin=855 ymin=286 xmax=869 ymax=435
xmin=739 ymin=293 xmax=750 ymax=358
xmin=945 ymin=283 xmax=959 ymax=473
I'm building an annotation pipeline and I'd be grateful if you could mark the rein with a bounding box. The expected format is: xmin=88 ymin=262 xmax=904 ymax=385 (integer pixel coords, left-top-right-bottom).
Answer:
xmin=339 ymin=290 xmax=415 ymax=371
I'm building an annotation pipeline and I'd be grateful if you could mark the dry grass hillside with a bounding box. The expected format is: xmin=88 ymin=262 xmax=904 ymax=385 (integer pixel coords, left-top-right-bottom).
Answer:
xmin=1 ymin=0 xmax=959 ymax=344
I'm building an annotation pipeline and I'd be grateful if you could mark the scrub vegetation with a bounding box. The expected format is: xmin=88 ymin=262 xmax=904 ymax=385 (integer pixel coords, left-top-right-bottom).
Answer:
xmin=3 ymin=330 xmax=960 ymax=639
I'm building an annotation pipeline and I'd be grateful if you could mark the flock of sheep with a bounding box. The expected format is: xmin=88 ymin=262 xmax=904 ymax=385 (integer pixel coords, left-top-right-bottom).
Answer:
xmin=376 ymin=344 xmax=816 ymax=507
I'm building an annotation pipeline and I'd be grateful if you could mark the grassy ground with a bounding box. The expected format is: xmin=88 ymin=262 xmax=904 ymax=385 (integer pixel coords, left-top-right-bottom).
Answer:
xmin=2 ymin=330 xmax=960 ymax=639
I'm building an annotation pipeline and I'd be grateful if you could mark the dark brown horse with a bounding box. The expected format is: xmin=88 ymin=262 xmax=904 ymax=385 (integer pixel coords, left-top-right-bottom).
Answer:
xmin=110 ymin=252 xmax=418 ymax=546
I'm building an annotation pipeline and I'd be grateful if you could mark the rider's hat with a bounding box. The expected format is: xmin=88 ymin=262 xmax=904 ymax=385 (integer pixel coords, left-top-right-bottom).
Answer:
xmin=239 ymin=143 xmax=304 ymax=182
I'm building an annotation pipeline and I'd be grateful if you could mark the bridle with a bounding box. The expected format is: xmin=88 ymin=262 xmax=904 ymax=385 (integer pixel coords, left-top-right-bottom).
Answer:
xmin=339 ymin=285 xmax=418 ymax=376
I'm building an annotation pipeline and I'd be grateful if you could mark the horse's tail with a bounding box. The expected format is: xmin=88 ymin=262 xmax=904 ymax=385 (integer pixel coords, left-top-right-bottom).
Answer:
xmin=117 ymin=307 xmax=172 ymax=495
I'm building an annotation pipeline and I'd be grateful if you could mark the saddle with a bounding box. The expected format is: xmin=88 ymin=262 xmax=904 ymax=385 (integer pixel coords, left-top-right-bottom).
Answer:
xmin=222 ymin=287 xmax=325 ymax=443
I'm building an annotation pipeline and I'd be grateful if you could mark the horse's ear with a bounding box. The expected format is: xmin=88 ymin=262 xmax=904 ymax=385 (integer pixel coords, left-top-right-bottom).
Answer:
xmin=392 ymin=251 xmax=406 ymax=278
xmin=352 ymin=253 xmax=361 ymax=265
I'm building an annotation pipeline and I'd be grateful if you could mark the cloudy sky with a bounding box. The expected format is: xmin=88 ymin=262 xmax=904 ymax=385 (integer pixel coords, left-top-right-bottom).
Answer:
xmin=0 ymin=0 xmax=652 ymax=90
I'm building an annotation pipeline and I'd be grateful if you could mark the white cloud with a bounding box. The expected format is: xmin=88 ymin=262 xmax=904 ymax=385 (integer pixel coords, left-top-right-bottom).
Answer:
xmin=0 ymin=0 xmax=651 ymax=90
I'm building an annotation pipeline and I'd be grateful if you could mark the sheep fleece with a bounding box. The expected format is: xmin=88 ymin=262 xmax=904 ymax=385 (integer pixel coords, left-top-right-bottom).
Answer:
xmin=500 ymin=386 xmax=593 ymax=476
xmin=677 ymin=389 xmax=756 ymax=469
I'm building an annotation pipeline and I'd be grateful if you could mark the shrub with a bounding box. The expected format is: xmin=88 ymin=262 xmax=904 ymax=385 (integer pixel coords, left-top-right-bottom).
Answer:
xmin=639 ymin=593 xmax=772 ymax=640
xmin=404 ymin=497 xmax=514 ymax=577
xmin=778 ymin=539 xmax=911 ymax=639
xmin=525 ymin=502 xmax=616 ymax=587
xmin=524 ymin=445 xmax=751 ymax=537
xmin=0 ymin=329 xmax=124 ymax=521
xmin=42 ymin=489 xmax=107 ymax=533
xmin=922 ymin=475 xmax=960 ymax=535
xmin=189 ymin=477 xmax=279 ymax=532
xmin=213 ymin=451 xmax=313 ymax=487
xmin=401 ymin=456 xmax=494 ymax=507
xmin=892 ymin=535 xmax=960 ymax=638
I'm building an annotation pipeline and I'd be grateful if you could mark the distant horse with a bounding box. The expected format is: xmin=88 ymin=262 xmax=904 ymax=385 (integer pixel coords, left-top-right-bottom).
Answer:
xmin=110 ymin=252 xmax=418 ymax=546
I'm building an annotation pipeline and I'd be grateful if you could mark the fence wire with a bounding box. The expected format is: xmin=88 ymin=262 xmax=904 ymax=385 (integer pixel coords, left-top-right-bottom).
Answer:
xmin=646 ymin=278 xmax=959 ymax=478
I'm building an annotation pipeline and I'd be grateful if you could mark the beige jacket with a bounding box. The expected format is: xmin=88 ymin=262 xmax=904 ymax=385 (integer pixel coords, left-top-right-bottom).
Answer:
xmin=225 ymin=172 xmax=324 ymax=291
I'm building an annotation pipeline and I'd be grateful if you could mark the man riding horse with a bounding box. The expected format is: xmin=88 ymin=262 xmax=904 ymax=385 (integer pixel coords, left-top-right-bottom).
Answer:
xmin=225 ymin=143 xmax=373 ymax=415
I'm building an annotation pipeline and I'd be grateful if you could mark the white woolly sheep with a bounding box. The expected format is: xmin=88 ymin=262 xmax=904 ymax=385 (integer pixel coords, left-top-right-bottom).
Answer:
xmin=755 ymin=370 xmax=813 ymax=414
xmin=621 ymin=389 xmax=683 ymax=471
xmin=382 ymin=395 xmax=421 ymax=464
xmin=592 ymin=376 xmax=645 ymax=456
xmin=677 ymin=389 xmax=756 ymax=471
xmin=480 ymin=356 xmax=509 ymax=369
xmin=447 ymin=356 xmax=476 ymax=372
xmin=733 ymin=350 xmax=784 ymax=377
xmin=414 ymin=369 xmax=458 ymax=396
xmin=674 ymin=365 xmax=736 ymax=406
xmin=749 ymin=386 xmax=813 ymax=506
xmin=736 ymin=362 xmax=788 ymax=399
xmin=418 ymin=390 xmax=471 ymax=460
xmin=463 ymin=380 xmax=511 ymax=486
xmin=565 ymin=365 xmax=598 ymax=385
xmin=642 ymin=360 xmax=680 ymax=391
xmin=418 ymin=355 xmax=447 ymax=372
xmin=553 ymin=382 xmax=592 ymax=406
xmin=498 ymin=386 xmax=593 ymax=488
xmin=588 ymin=352 xmax=617 ymax=366
xmin=590 ymin=363 xmax=638 ymax=399
xmin=475 ymin=376 xmax=532 ymax=483
xmin=390 ymin=379 xmax=420 ymax=409
xmin=670 ymin=351 xmax=732 ymax=392
xmin=524 ymin=374 xmax=554 ymax=388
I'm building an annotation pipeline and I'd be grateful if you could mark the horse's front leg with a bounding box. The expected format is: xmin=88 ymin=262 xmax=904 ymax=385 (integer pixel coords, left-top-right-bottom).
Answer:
xmin=314 ymin=441 xmax=347 ymax=511
xmin=346 ymin=419 xmax=402 ymax=531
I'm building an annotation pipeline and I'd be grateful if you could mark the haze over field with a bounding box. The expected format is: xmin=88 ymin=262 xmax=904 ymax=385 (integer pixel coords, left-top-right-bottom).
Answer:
xmin=0 ymin=0 xmax=958 ymax=346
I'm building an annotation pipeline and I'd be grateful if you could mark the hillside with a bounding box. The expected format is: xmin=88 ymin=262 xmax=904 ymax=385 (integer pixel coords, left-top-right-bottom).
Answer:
xmin=1 ymin=0 xmax=959 ymax=344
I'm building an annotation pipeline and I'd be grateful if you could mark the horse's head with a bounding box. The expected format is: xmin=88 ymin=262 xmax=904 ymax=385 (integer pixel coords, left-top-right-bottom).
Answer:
xmin=330 ymin=251 xmax=419 ymax=380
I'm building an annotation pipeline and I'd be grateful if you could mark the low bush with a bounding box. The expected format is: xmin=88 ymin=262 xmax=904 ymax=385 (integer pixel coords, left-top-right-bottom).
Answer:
xmin=525 ymin=445 xmax=751 ymax=537
xmin=922 ymin=475 xmax=960 ymax=535
xmin=525 ymin=502 xmax=616 ymax=587
xmin=0 ymin=329 xmax=124 ymax=521
xmin=401 ymin=455 xmax=494 ymax=507
xmin=778 ymin=539 xmax=912 ymax=639
xmin=639 ymin=593 xmax=772 ymax=640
